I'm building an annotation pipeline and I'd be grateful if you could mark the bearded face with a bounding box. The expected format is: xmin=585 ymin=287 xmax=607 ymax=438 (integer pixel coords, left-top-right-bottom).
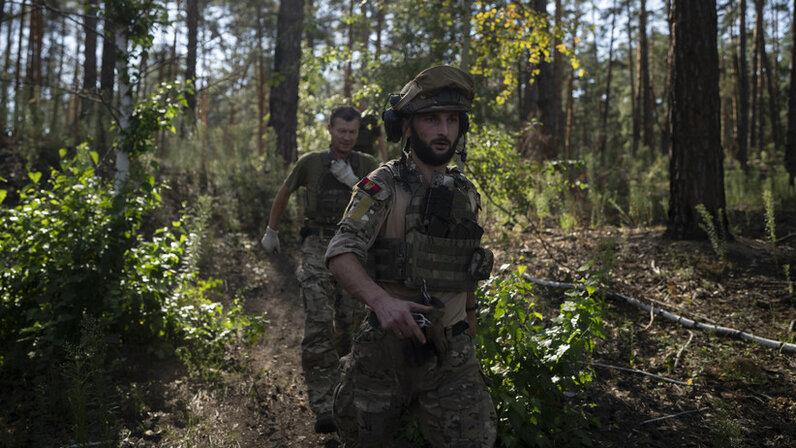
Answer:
xmin=408 ymin=112 xmax=461 ymax=167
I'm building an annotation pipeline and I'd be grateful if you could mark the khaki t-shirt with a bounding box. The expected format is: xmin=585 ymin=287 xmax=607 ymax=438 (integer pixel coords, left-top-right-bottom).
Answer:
xmin=283 ymin=149 xmax=380 ymax=212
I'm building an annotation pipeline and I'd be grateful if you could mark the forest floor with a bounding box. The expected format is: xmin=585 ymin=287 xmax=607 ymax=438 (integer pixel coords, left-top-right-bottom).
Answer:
xmin=117 ymin=222 xmax=796 ymax=448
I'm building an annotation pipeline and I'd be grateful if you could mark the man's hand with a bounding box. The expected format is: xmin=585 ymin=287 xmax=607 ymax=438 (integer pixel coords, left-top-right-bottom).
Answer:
xmin=260 ymin=226 xmax=281 ymax=254
xmin=330 ymin=159 xmax=360 ymax=187
xmin=370 ymin=294 xmax=433 ymax=344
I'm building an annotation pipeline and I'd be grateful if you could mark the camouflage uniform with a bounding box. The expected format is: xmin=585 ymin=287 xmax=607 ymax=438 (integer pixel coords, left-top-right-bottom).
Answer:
xmin=325 ymin=155 xmax=497 ymax=447
xmin=284 ymin=149 xmax=379 ymax=419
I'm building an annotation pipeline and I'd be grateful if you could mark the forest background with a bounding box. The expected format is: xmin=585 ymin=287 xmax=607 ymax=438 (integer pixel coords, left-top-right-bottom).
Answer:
xmin=0 ymin=0 xmax=794 ymax=447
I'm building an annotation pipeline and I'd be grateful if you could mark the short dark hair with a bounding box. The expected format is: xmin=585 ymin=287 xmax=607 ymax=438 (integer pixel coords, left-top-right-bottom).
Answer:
xmin=329 ymin=106 xmax=361 ymax=126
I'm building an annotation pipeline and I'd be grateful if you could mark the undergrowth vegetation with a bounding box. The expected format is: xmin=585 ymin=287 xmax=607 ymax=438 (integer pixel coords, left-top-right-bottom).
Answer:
xmin=476 ymin=266 xmax=605 ymax=447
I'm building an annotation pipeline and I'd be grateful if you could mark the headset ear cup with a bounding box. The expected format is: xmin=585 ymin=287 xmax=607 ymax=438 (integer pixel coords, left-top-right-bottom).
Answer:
xmin=460 ymin=112 xmax=470 ymax=135
xmin=382 ymin=108 xmax=404 ymax=143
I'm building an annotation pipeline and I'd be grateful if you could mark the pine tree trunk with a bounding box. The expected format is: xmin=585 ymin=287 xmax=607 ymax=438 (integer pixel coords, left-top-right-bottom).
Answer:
xmin=658 ymin=0 xmax=672 ymax=156
xmin=762 ymin=48 xmax=782 ymax=153
xmin=666 ymin=0 xmax=728 ymax=240
xmin=113 ymin=28 xmax=131 ymax=193
xmin=97 ymin=1 xmax=116 ymax=152
xmin=735 ymin=0 xmax=749 ymax=170
xmin=785 ymin=0 xmax=796 ymax=185
xmin=80 ymin=0 xmax=98 ymax=121
xmin=343 ymin=0 xmax=354 ymax=98
xmin=269 ymin=0 xmax=305 ymax=164
xmin=627 ymin=0 xmax=639 ymax=155
xmin=375 ymin=0 xmax=384 ymax=61
xmin=185 ymin=0 xmax=199 ymax=116
xmin=256 ymin=2 xmax=266 ymax=156
xmin=0 ymin=1 xmax=13 ymax=133
xmin=563 ymin=9 xmax=580 ymax=159
xmin=70 ymin=19 xmax=82 ymax=140
xmin=12 ymin=0 xmax=26 ymax=137
xmin=750 ymin=0 xmax=764 ymax=152
xmin=599 ymin=2 xmax=617 ymax=158
xmin=551 ymin=0 xmax=565 ymax=144
xmin=637 ymin=0 xmax=655 ymax=150
xmin=529 ymin=0 xmax=556 ymax=158
xmin=170 ymin=0 xmax=181 ymax=81
xmin=49 ymin=15 xmax=67 ymax=137
xmin=26 ymin=0 xmax=43 ymax=131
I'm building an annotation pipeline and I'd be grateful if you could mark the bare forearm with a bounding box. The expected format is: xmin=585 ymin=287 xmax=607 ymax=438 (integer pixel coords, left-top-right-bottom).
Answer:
xmin=267 ymin=185 xmax=291 ymax=230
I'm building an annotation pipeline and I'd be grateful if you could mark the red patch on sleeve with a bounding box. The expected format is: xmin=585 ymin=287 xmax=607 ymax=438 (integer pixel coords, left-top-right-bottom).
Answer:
xmin=356 ymin=177 xmax=381 ymax=196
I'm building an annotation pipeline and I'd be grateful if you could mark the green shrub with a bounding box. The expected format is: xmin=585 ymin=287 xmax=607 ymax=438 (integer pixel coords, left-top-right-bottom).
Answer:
xmin=476 ymin=267 xmax=605 ymax=447
xmin=695 ymin=204 xmax=728 ymax=260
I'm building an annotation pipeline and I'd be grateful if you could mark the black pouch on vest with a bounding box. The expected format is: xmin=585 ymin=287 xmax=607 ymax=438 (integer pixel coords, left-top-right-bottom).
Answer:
xmin=468 ymin=247 xmax=494 ymax=280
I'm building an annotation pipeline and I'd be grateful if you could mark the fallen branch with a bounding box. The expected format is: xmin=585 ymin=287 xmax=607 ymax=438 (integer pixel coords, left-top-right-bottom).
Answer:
xmin=523 ymin=274 xmax=796 ymax=355
xmin=589 ymin=361 xmax=692 ymax=386
xmin=640 ymin=407 xmax=708 ymax=425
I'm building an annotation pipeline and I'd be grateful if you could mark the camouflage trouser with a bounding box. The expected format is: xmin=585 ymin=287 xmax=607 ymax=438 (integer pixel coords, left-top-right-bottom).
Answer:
xmin=334 ymin=320 xmax=497 ymax=448
xmin=297 ymin=234 xmax=365 ymax=417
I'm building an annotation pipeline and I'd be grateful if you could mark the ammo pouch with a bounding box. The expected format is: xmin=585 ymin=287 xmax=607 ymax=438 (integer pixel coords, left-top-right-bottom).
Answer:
xmin=369 ymin=236 xmax=494 ymax=291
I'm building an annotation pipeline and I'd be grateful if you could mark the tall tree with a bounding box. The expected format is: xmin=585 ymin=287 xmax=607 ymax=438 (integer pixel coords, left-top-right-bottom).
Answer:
xmin=269 ymin=0 xmax=305 ymax=163
xmin=1 ymin=1 xmax=14 ymax=132
xmin=734 ymin=0 xmax=750 ymax=170
xmin=25 ymin=0 xmax=44 ymax=130
xmin=343 ymin=0 xmax=354 ymax=98
xmin=185 ymin=0 xmax=199 ymax=115
xmin=12 ymin=0 xmax=26 ymax=136
xmin=256 ymin=1 xmax=267 ymax=155
xmin=97 ymin=0 xmax=117 ymax=151
xmin=81 ymin=0 xmax=99 ymax=121
xmin=599 ymin=1 xmax=618 ymax=158
xmin=666 ymin=0 xmax=728 ymax=239
xmin=626 ymin=0 xmax=638 ymax=154
xmin=786 ymin=0 xmax=796 ymax=184
xmin=636 ymin=0 xmax=655 ymax=149
xmin=750 ymin=0 xmax=763 ymax=151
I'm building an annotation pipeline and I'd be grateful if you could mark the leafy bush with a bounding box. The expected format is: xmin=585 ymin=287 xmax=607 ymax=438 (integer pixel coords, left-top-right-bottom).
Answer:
xmin=466 ymin=124 xmax=585 ymax=227
xmin=0 ymin=145 xmax=262 ymax=376
xmin=476 ymin=267 xmax=605 ymax=447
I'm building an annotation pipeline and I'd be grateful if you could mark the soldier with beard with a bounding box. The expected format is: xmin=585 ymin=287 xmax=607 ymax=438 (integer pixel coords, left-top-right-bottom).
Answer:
xmin=324 ymin=66 xmax=497 ymax=447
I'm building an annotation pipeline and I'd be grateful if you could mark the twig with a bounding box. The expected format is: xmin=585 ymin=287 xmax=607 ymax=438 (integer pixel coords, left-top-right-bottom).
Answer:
xmin=589 ymin=361 xmax=692 ymax=386
xmin=523 ymin=274 xmax=796 ymax=355
xmin=640 ymin=407 xmax=708 ymax=425
xmin=777 ymin=232 xmax=796 ymax=244
xmin=674 ymin=331 xmax=694 ymax=370
xmin=642 ymin=304 xmax=655 ymax=330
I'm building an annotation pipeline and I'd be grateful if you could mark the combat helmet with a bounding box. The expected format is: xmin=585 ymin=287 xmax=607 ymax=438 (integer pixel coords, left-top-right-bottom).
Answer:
xmin=383 ymin=65 xmax=475 ymax=149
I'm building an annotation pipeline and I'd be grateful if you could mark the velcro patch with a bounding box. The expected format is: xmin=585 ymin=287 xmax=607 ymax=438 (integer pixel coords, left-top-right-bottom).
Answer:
xmin=348 ymin=195 xmax=374 ymax=221
xmin=356 ymin=177 xmax=382 ymax=196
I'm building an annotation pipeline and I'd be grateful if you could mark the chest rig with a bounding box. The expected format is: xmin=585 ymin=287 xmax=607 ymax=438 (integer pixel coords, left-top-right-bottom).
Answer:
xmin=305 ymin=152 xmax=359 ymax=227
xmin=368 ymin=161 xmax=490 ymax=292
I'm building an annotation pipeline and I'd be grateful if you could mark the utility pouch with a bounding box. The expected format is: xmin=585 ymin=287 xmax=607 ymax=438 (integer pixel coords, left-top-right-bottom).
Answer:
xmin=468 ymin=247 xmax=494 ymax=281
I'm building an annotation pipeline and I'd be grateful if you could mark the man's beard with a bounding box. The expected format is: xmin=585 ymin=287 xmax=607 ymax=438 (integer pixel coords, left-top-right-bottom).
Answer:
xmin=409 ymin=127 xmax=458 ymax=166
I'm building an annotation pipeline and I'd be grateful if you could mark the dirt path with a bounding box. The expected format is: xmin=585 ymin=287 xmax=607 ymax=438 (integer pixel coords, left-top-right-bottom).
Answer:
xmin=136 ymin=233 xmax=338 ymax=448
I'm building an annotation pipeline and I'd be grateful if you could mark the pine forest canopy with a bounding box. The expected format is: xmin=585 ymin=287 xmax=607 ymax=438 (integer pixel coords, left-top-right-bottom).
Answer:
xmin=0 ymin=0 xmax=792 ymax=236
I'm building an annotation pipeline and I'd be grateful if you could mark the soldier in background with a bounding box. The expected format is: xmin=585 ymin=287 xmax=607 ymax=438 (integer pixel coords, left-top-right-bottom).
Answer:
xmin=325 ymin=66 xmax=496 ymax=447
xmin=261 ymin=106 xmax=379 ymax=434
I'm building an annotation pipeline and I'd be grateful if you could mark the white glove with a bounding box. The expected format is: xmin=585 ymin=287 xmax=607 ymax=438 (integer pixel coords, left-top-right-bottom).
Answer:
xmin=260 ymin=226 xmax=281 ymax=254
xmin=330 ymin=159 xmax=359 ymax=187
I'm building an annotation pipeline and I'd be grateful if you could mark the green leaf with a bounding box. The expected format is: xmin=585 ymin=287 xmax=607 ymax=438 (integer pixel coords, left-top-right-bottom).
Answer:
xmin=90 ymin=151 xmax=100 ymax=165
xmin=58 ymin=148 xmax=67 ymax=158
xmin=0 ymin=190 xmax=5 ymax=205
xmin=28 ymin=172 xmax=42 ymax=184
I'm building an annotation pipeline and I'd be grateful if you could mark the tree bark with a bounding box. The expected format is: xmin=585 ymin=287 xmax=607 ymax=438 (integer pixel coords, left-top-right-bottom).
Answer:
xmin=658 ymin=0 xmax=672 ymax=155
xmin=12 ymin=0 xmax=26 ymax=136
xmin=185 ymin=0 xmax=199 ymax=116
xmin=734 ymin=0 xmax=749 ymax=170
xmin=81 ymin=0 xmax=99 ymax=121
xmin=786 ymin=0 xmax=796 ymax=184
xmin=599 ymin=2 xmax=617 ymax=158
xmin=343 ymin=0 xmax=354 ymax=98
xmin=113 ymin=27 xmax=131 ymax=193
xmin=256 ymin=2 xmax=266 ymax=156
xmin=25 ymin=0 xmax=44 ymax=130
xmin=97 ymin=0 xmax=116 ymax=152
xmin=627 ymin=0 xmax=638 ymax=155
xmin=637 ymin=0 xmax=655 ymax=149
xmin=666 ymin=0 xmax=728 ymax=240
xmin=552 ymin=0 xmax=565 ymax=144
xmin=750 ymin=0 xmax=763 ymax=152
xmin=1 ymin=1 xmax=14 ymax=133
xmin=528 ymin=0 xmax=557 ymax=157
xmin=50 ymin=15 xmax=67 ymax=136
xmin=269 ymin=0 xmax=305 ymax=164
